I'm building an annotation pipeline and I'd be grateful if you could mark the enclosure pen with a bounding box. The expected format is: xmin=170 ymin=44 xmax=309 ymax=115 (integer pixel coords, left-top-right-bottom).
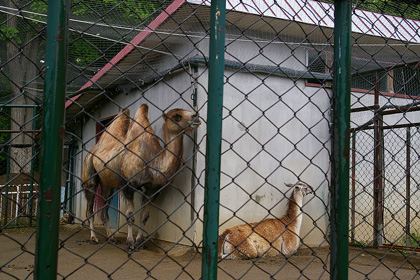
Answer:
xmin=2 ymin=0 xmax=420 ymax=279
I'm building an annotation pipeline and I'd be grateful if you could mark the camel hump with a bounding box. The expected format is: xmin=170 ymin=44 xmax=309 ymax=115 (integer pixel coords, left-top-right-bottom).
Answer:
xmin=130 ymin=104 xmax=154 ymax=133
xmin=134 ymin=104 xmax=149 ymax=125
xmin=100 ymin=109 xmax=131 ymax=141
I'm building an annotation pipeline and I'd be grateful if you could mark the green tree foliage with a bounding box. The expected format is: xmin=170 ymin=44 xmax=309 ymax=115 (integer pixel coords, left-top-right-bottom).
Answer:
xmin=322 ymin=0 xmax=420 ymax=19
xmin=68 ymin=0 xmax=163 ymax=68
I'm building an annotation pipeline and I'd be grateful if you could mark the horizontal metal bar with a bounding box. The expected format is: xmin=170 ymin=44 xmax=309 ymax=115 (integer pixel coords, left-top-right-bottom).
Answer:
xmin=351 ymin=121 xmax=420 ymax=132
xmin=0 ymin=130 xmax=41 ymax=134
xmin=381 ymin=104 xmax=420 ymax=115
xmin=350 ymin=105 xmax=379 ymax=113
xmin=0 ymin=104 xmax=41 ymax=108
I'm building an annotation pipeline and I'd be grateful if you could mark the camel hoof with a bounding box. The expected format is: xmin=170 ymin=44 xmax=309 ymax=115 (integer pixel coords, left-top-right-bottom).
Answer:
xmin=135 ymin=238 xmax=148 ymax=250
xmin=107 ymin=237 xmax=120 ymax=244
xmin=90 ymin=237 xmax=99 ymax=245
xmin=126 ymin=238 xmax=147 ymax=252
xmin=126 ymin=238 xmax=136 ymax=252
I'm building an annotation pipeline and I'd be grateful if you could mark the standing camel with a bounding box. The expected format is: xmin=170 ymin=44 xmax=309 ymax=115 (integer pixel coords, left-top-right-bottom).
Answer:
xmin=82 ymin=104 xmax=201 ymax=251
xmin=218 ymin=183 xmax=313 ymax=259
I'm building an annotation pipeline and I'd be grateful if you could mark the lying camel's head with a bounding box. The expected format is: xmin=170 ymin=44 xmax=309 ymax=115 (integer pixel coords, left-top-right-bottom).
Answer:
xmin=162 ymin=108 xmax=201 ymax=134
xmin=285 ymin=182 xmax=314 ymax=197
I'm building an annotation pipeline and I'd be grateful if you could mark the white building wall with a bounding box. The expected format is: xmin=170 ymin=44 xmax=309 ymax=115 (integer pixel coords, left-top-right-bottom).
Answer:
xmin=74 ymin=38 xmax=333 ymax=247
xmin=194 ymin=66 xmax=332 ymax=247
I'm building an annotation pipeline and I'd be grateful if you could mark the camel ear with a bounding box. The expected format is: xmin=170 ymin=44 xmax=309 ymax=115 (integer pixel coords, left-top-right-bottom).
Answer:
xmin=284 ymin=183 xmax=294 ymax=188
xmin=162 ymin=113 xmax=168 ymax=121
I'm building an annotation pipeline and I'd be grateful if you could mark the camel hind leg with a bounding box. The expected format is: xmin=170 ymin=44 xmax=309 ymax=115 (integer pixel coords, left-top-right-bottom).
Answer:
xmin=122 ymin=184 xmax=137 ymax=251
xmin=84 ymin=184 xmax=99 ymax=244
xmin=219 ymin=230 xmax=258 ymax=259
xmin=82 ymin=151 xmax=100 ymax=244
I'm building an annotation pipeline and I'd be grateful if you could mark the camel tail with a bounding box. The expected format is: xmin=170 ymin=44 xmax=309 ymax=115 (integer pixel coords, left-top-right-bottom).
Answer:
xmin=82 ymin=150 xmax=99 ymax=192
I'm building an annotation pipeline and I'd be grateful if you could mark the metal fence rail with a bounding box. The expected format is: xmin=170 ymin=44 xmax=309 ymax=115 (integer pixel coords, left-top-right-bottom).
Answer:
xmin=1 ymin=0 xmax=420 ymax=279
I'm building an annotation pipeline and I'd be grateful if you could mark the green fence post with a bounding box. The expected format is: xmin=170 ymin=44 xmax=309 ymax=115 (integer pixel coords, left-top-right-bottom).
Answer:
xmin=331 ymin=0 xmax=351 ymax=279
xmin=34 ymin=0 xmax=69 ymax=278
xmin=201 ymin=0 xmax=226 ymax=278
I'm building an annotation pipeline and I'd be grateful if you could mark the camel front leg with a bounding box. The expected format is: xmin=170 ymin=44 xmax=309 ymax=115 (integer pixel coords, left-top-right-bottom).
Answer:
xmin=135 ymin=195 xmax=152 ymax=249
xmin=101 ymin=187 xmax=118 ymax=244
xmin=125 ymin=198 xmax=136 ymax=251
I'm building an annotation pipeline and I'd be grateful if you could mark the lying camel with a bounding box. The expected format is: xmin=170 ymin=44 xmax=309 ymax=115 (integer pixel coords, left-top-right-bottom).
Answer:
xmin=82 ymin=104 xmax=201 ymax=251
xmin=218 ymin=183 xmax=313 ymax=259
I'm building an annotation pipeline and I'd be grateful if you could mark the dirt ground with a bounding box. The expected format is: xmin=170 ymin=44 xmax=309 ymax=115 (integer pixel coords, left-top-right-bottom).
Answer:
xmin=1 ymin=225 xmax=420 ymax=280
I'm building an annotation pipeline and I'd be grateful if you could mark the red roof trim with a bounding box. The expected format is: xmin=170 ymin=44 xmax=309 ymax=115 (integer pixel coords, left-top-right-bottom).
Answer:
xmin=66 ymin=0 xmax=186 ymax=108
xmin=284 ymin=1 xmax=301 ymax=21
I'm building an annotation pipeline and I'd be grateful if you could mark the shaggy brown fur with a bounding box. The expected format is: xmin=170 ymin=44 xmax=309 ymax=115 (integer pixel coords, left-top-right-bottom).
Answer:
xmin=82 ymin=104 xmax=201 ymax=251
xmin=218 ymin=183 xmax=313 ymax=259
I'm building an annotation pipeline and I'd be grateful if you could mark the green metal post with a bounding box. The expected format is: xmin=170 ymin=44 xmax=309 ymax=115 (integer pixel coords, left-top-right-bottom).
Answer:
xmin=34 ymin=0 xmax=69 ymax=278
xmin=201 ymin=0 xmax=226 ymax=278
xmin=331 ymin=0 xmax=351 ymax=279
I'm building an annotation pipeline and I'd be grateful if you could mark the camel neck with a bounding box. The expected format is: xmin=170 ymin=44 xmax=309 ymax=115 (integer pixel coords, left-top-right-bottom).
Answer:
xmin=152 ymin=123 xmax=185 ymax=176
xmin=284 ymin=191 xmax=304 ymax=224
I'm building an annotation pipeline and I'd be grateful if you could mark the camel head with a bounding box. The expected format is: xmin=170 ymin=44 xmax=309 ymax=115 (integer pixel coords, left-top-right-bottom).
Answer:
xmin=285 ymin=182 xmax=314 ymax=197
xmin=162 ymin=108 xmax=201 ymax=134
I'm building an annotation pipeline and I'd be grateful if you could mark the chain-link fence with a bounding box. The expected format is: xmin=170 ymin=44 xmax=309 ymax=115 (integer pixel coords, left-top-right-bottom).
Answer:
xmin=0 ymin=105 xmax=40 ymax=229
xmin=1 ymin=0 xmax=420 ymax=279
xmin=351 ymin=111 xmax=420 ymax=249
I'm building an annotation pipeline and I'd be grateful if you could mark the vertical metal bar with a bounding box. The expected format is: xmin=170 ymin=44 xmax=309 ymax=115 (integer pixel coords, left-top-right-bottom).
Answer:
xmin=34 ymin=0 xmax=69 ymax=278
xmin=406 ymin=127 xmax=411 ymax=247
xmin=331 ymin=0 xmax=351 ymax=279
xmin=378 ymin=116 xmax=384 ymax=246
xmin=373 ymin=75 xmax=380 ymax=248
xmin=350 ymin=131 xmax=356 ymax=245
xmin=29 ymin=107 xmax=37 ymax=227
xmin=373 ymin=75 xmax=384 ymax=248
xmin=201 ymin=0 xmax=226 ymax=278
xmin=68 ymin=140 xmax=75 ymax=214
xmin=64 ymin=144 xmax=70 ymax=212
xmin=373 ymin=76 xmax=379 ymax=248
xmin=3 ymin=146 xmax=11 ymax=226
xmin=190 ymin=65 xmax=198 ymax=222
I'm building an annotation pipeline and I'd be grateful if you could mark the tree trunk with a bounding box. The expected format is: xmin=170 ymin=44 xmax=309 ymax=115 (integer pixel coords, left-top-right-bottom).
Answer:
xmin=6 ymin=0 xmax=40 ymax=174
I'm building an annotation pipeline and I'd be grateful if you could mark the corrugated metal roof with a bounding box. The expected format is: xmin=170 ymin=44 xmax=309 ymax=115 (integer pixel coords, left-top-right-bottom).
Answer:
xmin=189 ymin=0 xmax=420 ymax=43
xmin=66 ymin=0 xmax=420 ymax=113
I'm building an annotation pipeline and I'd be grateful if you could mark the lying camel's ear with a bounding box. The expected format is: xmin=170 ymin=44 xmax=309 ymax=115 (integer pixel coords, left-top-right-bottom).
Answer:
xmin=285 ymin=183 xmax=294 ymax=188
xmin=162 ymin=113 xmax=168 ymax=121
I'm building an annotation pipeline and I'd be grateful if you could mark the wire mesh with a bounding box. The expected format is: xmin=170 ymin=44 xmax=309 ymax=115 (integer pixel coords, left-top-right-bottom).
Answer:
xmin=348 ymin=1 xmax=420 ymax=277
xmin=1 ymin=0 xmax=420 ymax=279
